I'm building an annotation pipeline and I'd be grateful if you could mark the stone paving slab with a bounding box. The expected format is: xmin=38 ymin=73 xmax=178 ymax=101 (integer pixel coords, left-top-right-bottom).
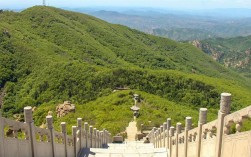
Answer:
xmin=81 ymin=141 xmax=168 ymax=157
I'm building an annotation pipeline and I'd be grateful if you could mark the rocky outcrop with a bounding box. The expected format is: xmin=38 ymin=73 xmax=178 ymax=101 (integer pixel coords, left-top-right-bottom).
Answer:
xmin=56 ymin=101 xmax=75 ymax=118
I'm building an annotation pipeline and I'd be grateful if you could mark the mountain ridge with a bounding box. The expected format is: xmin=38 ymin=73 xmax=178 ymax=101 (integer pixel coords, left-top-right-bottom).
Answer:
xmin=0 ymin=6 xmax=251 ymax=134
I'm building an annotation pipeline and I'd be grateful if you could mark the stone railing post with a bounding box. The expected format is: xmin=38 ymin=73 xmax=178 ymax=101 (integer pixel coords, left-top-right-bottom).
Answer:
xmin=153 ymin=127 xmax=157 ymax=147
xmin=185 ymin=117 xmax=192 ymax=157
xmin=108 ymin=133 xmax=111 ymax=143
xmin=167 ymin=118 xmax=171 ymax=149
xmin=196 ymin=108 xmax=207 ymax=157
xmin=24 ymin=106 xmax=37 ymax=157
xmin=93 ymin=128 xmax=97 ymax=148
xmin=154 ymin=131 xmax=157 ymax=148
xmin=100 ymin=131 xmax=103 ymax=148
xmin=97 ymin=130 xmax=100 ymax=148
xmin=160 ymin=125 xmax=163 ymax=147
xmin=157 ymin=128 xmax=161 ymax=148
xmin=105 ymin=131 xmax=109 ymax=145
xmin=103 ymin=129 xmax=107 ymax=146
xmin=77 ymin=118 xmax=82 ymax=148
xmin=46 ymin=116 xmax=56 ymax=157
xmin=176 ymin=123 xmax=182 ymax=157
xmin=141 ymin=124 xmax=144 ymax=133
xmin=72 ymin=126 xmax=77 ymax=157
xmin=169 ymin=126 xmax=175 ymax=157
xmin=215 ymin=93 xmax=231 ymax=157
xmin=89 ymin=126 xmax=93 ymax=148
xmin=0 ymin=111 xmax=4 ymax=157
xmin=149 ymin=129 xmax=153 ymax=143
xmin=61 ymin=122 xmax=68 ymax=157
xmin=163 ymin=122 xmax=167 ymax=147
xmin=84 ymin=122 xmax=88 ymax=148
xmin=106 ymin=131 xmax=110 ymax=146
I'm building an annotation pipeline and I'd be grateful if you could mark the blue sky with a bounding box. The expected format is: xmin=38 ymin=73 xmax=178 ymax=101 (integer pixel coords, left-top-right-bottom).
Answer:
xmin=1 ymin=0 xmax=251 ymax=9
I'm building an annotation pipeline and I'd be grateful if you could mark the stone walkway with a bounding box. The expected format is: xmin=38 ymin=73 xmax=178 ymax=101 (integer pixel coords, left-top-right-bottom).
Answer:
xmin=80 ymin=141 xmax=168 ymax=157
xmin=125 ymin=121 xmax=138 ymax=141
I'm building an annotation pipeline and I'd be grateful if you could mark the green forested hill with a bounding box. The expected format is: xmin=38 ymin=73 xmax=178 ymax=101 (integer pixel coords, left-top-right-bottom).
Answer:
xmin=0 ymin=6 xmax=251 ymax=134
xmin=192 ymin=36 xmax=251 ymax=78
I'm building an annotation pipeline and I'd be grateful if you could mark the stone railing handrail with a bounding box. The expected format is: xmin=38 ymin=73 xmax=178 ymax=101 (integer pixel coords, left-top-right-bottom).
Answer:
xmin=202 ymin=119 xmax=217 ymax=132
xmin=147 ymin=93 xmax=251 ymax=157
xmin=0 ymin=106 xmax=112 ymax=157
xmin=224 ymin=105 xmax=251 ymax=125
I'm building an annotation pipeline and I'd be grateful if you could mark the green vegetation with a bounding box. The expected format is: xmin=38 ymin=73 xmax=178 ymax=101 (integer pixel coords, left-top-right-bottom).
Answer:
xmin=195 ymin=36 xmax=251 ymax=78
xmin=0 ymin=6 xmax=251 ymax=134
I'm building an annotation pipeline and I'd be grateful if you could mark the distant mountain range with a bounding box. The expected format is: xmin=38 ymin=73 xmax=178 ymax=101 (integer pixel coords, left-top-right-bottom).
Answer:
xmin=67 ymin=8 xmax=251 ymax=41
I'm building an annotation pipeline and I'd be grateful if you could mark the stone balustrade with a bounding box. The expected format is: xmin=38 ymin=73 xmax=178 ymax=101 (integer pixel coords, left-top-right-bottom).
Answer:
xmin=147 ymin=93 xmax=251 ymax=157
xmin=0 ymin=106 xmax=111 ymax=157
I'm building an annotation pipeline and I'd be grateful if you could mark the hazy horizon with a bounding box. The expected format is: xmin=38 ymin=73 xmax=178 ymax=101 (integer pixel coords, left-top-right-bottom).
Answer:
xmin=1 ymin=0 xmax=251 ymax=10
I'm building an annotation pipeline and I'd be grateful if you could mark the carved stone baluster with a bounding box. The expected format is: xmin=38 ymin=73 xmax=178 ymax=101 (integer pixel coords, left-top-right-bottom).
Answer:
xmin=39 ymin=133 xmax=44 ymax=142
xmin=209 ymin=128 xmax=214 ymax=138
xmin=193 ymin=133 xmax=197 ymax=142
xmin=203 ymin=129 xmax=208 ymax=139
xmin=13 ymin=127 xmax=18 ymax=139
xmin=236 ymin=121 xmax=242 ymax=133
xmin=189 ymin=134 xmax=192 ymax=142
xmin=224 ymin=125 xmax=230 ymax=135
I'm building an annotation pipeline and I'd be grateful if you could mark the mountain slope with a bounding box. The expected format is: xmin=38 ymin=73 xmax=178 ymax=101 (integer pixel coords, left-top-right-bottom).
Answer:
xmin=0 ymin=6 xmax=251 ymax=133
xmin=192 ymin=36 xmax=251 ymax=78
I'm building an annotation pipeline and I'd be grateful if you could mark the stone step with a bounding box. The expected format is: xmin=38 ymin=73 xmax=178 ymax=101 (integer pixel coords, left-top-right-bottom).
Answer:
xmin=87 ymin=153 xmax=167 ymax=157
xmin=80 ymin=142 xmax=168 ymax=157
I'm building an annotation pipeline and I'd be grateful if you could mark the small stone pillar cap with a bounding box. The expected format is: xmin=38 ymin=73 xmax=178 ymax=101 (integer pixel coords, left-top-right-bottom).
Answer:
xmin=90 ymin=126 xmax=93 ymax=133
xmin=167 ymin=118 xmax=171 ymax=129
xmin=176 ymin=123 xmax=182 ymax=134
xmin=170 ymin=126 xmax=175 ymax=136
xmin=77 ymin=118 xmax=82 ymax=128
xmin=185 ymin=117 xmax=192 ymax=130
xmin=163 ymin=122 xmax=167 ymax=130
xmin=199 ymin=108 xmax=207 ymax=124
xmin=61 ymin=122 xmax=67 ymax=133
xmin=46 ymin=115 xmax=53 ymax=129
xmin=220 ymin=93 xmax=231 ymax=114
xmin=24 ymin=106 xmax=33 ymax=123
xmin=160 ymin=125 xmax=163 ymax=132
xmin=84 ymin=122 xmax=88 ymax=131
